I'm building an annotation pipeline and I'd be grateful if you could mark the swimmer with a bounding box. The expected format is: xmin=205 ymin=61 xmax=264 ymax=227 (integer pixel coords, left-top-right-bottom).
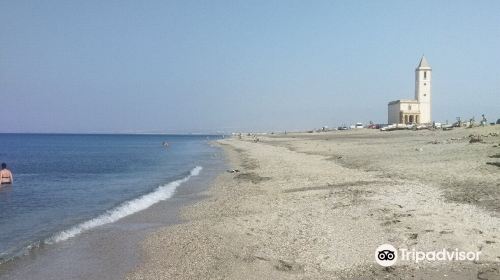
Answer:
xmin=0 ymin=163 xmax=13 ymax=185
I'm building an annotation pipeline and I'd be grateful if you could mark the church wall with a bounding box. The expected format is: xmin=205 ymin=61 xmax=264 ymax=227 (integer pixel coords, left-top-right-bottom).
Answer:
xmin=399 ymin=102 xmax=420 ymax=113
xmin=387 ymin=57 xmax=432 ymax=125
xmin=419 ymin=102 xmax=431 ymax=123
xmin=388 ymin=102 xmax=420 ymax=124
xmin=415 ymin=65 xmax=431 ymax=123
xmin=388 ymin=103 xmax=401 ymax=124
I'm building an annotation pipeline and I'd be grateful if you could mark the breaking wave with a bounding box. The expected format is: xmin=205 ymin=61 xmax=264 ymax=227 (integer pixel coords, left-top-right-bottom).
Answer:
xmin=46 ymin=166 xmax=203 ymax=244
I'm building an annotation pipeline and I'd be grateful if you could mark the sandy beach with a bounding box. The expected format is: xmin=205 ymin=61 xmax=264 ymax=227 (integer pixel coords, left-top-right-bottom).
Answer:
xmin=128 ymin=126 xmax=500 ymax=279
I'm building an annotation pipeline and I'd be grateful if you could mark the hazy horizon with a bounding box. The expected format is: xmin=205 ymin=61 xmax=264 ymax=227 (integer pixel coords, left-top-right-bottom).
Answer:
xmin=1 ymin=1 xmax=499 ymax=133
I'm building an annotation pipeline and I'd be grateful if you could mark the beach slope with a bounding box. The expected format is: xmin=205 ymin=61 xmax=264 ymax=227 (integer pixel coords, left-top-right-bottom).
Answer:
xmin=128 ymin=126 xmax=500 ymax=279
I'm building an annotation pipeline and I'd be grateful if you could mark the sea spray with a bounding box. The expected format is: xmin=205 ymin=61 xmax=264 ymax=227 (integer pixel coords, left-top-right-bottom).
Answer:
xmin=46 ymin=166 xmax=203 ymax=244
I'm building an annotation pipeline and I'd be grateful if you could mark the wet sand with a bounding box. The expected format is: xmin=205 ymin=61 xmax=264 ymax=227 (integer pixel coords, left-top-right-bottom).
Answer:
xmin=129 ymin=126 xmax=500 ymax=279
xmin=0 ymin=154 xmax=225 ymax=280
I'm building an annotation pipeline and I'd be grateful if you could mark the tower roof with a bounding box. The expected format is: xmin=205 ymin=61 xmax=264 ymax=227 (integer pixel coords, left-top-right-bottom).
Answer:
xmin=417 ymin=56 xmax=431 ymax=68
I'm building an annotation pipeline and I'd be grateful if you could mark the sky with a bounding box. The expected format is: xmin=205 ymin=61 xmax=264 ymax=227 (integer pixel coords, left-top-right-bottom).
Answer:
xmin=0 ymin=0 xmax=499 ymax=133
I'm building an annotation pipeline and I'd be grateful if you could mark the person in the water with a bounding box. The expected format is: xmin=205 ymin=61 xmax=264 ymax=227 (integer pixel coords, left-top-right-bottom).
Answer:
xmin=0 ymin=163 xmax=13 ymax=185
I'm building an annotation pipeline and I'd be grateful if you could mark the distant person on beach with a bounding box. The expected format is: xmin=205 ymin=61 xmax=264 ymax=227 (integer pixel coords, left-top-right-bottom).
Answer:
xmin=0 ymin=163 xmax=13 ymax=185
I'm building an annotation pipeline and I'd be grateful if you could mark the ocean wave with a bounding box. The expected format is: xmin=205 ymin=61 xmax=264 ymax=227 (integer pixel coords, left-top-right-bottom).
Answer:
xmin=45 ymin=166 xmax=203 ymax=244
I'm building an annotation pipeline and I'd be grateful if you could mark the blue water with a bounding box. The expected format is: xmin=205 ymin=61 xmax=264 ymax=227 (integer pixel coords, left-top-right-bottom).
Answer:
xmin=0 ymin=134 xmax=221 ymax=263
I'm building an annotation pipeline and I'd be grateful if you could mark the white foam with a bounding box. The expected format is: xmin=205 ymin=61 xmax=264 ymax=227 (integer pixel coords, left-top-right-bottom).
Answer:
xmin=46 ymin=166 xmax=203 ymax=244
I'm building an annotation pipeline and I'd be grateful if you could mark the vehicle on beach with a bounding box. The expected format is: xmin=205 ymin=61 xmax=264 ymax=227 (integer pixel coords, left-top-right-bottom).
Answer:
xmin=380 ymin=124 xmax=412 ymax=131
xmin=442 ymin=124 xmax=454 ymax=130
xmin=406 ymin=123 xmax=416 ymax=129
xmin=355 ymin=123 xmax=363 ymax=129
xmin=416 ymin=124 xmax=429 ymax=130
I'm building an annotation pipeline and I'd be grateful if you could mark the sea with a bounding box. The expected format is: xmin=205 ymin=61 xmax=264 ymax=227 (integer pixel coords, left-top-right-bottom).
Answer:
xmin=0 ymin=133 xmax=225 ymax=279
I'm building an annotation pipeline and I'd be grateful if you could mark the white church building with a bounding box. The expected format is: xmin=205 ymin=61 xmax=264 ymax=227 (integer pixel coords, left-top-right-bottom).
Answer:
xmin=388 ymin=56 xmax=432 ymax=124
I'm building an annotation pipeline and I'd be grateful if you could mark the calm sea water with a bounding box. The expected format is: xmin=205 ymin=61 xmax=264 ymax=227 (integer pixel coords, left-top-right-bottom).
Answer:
xmin=0 ymin=134 xmax=221 ymax=263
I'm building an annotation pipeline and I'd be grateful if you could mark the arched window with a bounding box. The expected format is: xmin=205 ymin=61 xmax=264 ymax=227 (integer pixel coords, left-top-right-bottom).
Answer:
xmin=424 ymin=71 xmax=427 ymax=79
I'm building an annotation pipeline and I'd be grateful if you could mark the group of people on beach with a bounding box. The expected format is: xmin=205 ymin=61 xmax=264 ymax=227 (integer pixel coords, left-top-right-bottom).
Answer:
xmin=0 ymin=163 xmax=13 ymax=186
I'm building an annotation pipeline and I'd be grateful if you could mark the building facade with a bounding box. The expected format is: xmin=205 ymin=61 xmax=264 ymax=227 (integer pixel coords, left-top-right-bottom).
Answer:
xmin=388 ymin=56 xmax=432 ymax=124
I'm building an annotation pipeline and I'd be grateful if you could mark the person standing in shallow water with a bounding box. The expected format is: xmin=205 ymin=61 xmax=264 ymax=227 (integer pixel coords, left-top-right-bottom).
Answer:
xmin=0 ymin=163 xmax=13 ymax=185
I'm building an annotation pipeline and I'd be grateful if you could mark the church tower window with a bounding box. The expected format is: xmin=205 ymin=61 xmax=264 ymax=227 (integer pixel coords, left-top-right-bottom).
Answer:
xmin=424 ymin=71 xmax=427 ymax=79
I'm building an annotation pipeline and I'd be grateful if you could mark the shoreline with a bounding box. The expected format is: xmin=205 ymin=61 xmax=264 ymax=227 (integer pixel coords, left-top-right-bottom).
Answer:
xmin=0 ymin=143 xmax=226 ymax=280
xmin=129 ymin=126 xmax=500 ymax=279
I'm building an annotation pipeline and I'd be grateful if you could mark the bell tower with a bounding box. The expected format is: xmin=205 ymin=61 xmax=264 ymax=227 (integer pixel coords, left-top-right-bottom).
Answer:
xmin=415 ymin=56 xmax=431 ymax=123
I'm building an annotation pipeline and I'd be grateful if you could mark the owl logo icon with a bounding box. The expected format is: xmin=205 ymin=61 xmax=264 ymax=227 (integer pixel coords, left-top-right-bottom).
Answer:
xmin=375 ymin=244 xmax=397 ymax=266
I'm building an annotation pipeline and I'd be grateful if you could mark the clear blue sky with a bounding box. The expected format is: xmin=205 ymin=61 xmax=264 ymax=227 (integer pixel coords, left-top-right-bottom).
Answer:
xmin=1 ymin=0 xmax=499 ymax=133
